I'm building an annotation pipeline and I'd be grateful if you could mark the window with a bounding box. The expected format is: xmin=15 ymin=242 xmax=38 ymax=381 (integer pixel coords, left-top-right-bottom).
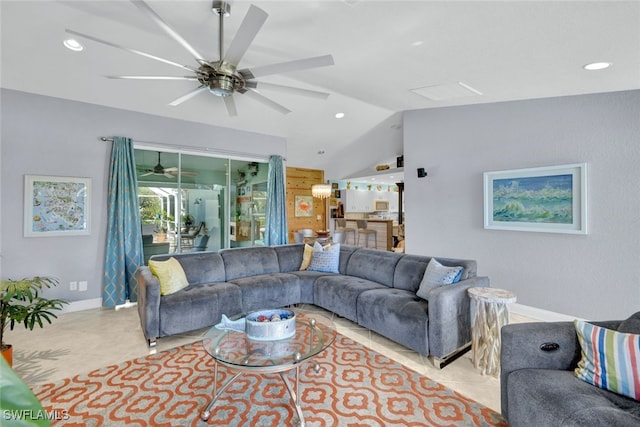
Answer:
xmin=135 ymin=148 xmax=267 ymax=256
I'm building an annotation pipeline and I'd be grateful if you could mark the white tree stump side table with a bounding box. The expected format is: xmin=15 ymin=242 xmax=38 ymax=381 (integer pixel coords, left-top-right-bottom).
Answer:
xmin=468 ymin=287 xmax=517 ymax=377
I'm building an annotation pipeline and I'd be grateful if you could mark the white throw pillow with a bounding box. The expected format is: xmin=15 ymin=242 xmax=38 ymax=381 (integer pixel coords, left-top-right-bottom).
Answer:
xmin=416 ymin=258 xmax=463 ymax=300
xmin=308 ymin=242 xmax=340 ymax=274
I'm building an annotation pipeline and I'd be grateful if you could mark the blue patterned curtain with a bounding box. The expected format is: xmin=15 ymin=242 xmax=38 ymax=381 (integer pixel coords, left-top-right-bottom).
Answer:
xmin=264 ymin=155 xmax=288 ymax=245
xmin=103 ymin=137 xmax=143 ymax=307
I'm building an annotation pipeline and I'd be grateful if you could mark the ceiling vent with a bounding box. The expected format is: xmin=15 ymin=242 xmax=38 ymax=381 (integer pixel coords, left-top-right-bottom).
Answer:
xmin=411 ymin=81 xmax=482 ymax=101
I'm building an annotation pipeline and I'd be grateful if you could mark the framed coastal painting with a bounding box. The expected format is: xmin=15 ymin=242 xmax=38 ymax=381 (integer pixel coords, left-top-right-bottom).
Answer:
xmin=294 ymin=195 xmax=313 ymax=217
xmin=483 ymin=163 xmax=587 ymax=234
xmin=24 ymin=175 xmax=91 ymax=237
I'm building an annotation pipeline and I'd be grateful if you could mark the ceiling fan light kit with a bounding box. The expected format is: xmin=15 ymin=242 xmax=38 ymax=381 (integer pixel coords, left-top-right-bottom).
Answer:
xmin=67 ymin=0 xmax=334 ymax=117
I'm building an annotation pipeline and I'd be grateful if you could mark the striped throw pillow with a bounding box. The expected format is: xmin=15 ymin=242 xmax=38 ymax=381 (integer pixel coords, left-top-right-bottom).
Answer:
xmin=574 ymin=320 xmax=640 ymax=401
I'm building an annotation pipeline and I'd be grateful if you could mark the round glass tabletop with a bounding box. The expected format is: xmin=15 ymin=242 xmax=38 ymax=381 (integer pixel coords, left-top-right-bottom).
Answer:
xmin=202 ymin=310 xmax=336 ymax=370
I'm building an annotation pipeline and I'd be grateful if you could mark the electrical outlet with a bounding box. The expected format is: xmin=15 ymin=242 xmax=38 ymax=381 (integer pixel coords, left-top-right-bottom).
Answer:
xmin=70 ymin=281 xmax=78 ymax=291
xmin=79 ymin=281 xmax=88 ymax=292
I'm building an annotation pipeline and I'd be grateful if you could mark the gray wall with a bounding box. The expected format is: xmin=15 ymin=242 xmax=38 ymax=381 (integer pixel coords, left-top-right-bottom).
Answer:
xmin=0 ymin=89 xmax=286 ymax=304
xmin=403 ymin=90 xmax=640 ymax=320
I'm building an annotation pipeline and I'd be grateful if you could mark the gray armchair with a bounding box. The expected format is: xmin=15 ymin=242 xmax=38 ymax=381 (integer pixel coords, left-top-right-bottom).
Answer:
xmin=501 ymin=320 xmax=640 ymax=426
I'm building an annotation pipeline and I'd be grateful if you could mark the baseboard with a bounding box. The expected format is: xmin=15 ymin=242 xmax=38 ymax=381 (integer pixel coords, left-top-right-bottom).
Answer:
xmin=511 ymin=303 xmax=585 ymax=322
xmin=59 ymin=298 xmax=103 ymax=314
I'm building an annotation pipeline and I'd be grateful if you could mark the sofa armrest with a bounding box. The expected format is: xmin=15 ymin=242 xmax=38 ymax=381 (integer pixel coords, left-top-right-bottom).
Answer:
xmin=136 ymin=266 xmax=161 ymax=343
xmin=499 ymin=320 xmax=621 ymax=418
xmin=427 ymin=276 xmax=490 ymax=358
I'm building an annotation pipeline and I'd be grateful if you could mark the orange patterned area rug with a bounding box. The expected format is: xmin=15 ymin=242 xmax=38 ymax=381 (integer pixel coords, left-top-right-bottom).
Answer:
xmin=33 ymin=334 xmax=507 ymax=426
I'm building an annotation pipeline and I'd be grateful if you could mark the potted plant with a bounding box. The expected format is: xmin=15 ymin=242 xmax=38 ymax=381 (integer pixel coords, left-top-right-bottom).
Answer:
xmin=0 ymin=276 xmax=67 ymax=366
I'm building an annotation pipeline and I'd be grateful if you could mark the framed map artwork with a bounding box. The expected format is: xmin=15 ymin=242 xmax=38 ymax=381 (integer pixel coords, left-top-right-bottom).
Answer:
xmin=24 ymin=175 xmax=91 ymax=237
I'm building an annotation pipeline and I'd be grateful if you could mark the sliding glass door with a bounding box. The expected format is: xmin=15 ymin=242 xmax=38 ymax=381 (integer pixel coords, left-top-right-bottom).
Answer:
xmin=135 ymin=148 xmax=267 ymax=259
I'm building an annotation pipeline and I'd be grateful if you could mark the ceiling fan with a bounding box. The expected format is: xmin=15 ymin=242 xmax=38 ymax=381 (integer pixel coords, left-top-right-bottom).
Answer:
xmin=66 ymin=0 xmax=334 ymax=116
xmin=140 ymin=152 xmax=197 ymax=178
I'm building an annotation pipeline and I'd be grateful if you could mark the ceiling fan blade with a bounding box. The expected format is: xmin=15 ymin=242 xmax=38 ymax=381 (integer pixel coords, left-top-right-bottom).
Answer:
xmin=223 ymin=96 xmax=238 ymax=117
xmin=223 ymin=5 xmax=268 ymax=67
xmin=65 ymin=29 xmax=197 ymax=73
xmin=164 ymin=172 xmax=175 ymax=178
xmin=168 ymin=85 xmax=208 ymax=106
xmin=163 ymin=167 xmax=178 ymax=172
xmin=253 ymin=82 xmax=330 ymax=100
xmin=140 ymin=172 xmax=154 ymax=177
xmin=244 ymin=89 xmax=291 ymax=115
xmin=131 ymin=0 xmax=205 ymax=62
xmin=240 ymin=54 xmax=334 ymax=79
xmin=106 ymin=75 xmax=199 ymax=80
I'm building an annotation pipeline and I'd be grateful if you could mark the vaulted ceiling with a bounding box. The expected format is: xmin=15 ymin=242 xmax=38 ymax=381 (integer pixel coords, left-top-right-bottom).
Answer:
xmin=2 ymin=1 xmax=639 ymax=180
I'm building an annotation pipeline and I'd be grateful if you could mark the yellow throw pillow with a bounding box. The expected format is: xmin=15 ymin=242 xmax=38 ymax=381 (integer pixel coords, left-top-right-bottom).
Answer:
xmin=300 ymin=244 xmax=314 ymax=270
xmin=148 ymin=257 xmax=189 ymax=296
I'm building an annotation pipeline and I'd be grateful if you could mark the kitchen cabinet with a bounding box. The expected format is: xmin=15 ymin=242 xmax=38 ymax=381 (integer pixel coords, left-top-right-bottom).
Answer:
xmin=342 ymin=190 xmax=374 ymax=212
xmin=342 ymin=189 xmax=402 ymax=213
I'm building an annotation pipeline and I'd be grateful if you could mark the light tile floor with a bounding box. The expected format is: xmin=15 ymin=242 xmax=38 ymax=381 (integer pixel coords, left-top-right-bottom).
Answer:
xmin=10 ymin=304 xmax=537 ymax=414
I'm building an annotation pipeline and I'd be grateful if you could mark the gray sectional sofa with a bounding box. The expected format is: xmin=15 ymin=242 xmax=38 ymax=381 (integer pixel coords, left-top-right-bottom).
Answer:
xmin=135 ymin=244 xmax=489 ymax=366
xmin=501 ymin=321 xmax=640 ymax=426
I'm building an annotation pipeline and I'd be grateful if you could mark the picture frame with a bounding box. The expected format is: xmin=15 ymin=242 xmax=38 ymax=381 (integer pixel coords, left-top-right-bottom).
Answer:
xmin=294 ymin=195 xmax=313 ymax=217
xmin=483 ymin=163 xmax=587 ymax=234
xmin=24 ymin=175 xmax=91 ymax=237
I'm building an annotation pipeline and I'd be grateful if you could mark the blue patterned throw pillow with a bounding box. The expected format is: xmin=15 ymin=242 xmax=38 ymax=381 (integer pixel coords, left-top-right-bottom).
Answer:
xmin=416 ymin=258 xmax=464 ymax=300
xmin=308 ymin=242 xmax=340 ymax=273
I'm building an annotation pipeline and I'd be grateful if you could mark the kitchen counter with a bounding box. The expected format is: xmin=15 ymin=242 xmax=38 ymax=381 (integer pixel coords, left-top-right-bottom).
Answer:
xmin=333 ymin=219 xmax=393 ymax=250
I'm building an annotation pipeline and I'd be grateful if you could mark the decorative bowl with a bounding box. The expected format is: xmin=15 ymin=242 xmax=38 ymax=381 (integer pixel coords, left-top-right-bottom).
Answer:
xmin=315 ymin=230 xmax=330 ymax=237
xmin=245 ymin=309 xmax=296 ymax=341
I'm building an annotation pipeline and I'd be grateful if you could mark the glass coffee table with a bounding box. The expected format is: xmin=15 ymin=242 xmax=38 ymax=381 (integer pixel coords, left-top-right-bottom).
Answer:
xmin=200 ymin=309 xmax=336 ymax=426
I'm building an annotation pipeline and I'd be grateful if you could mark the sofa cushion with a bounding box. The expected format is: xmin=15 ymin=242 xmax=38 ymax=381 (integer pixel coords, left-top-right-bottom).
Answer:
xmin=221 ymin=246 xmax=280 ymax=281
xmin=148 ymin=257 xmax=189 ymax=296
xmin=507 ymin=369 xmax=640 ymax=427
xmin=150 ymin=252 xmax=226 ymax=285
xmin=273 ymin=243 xmax=305 ymax=273
xmin=357 ymin=288 xmax=430 ymax=355
xmin=393 ymin=255 xmax=429 ymax=292
xmin=314 ymin=275 xmax=388 ymax=322
xmin=574 ymin=320 xmax=640 ymax=401
xmin=308 ymin=242 xmax=340 ymax=273
xmin=287 ymin=270 xmax=333 ymax=303
xmin=416 ymin=258 xmax=463 ymax=300
xmin=337 ymin=245 xmax=360 ymax=274
xmin=345 ymin=248 xmax=402 ymax=288
xmin=159 ymin=282 xmax=242 ymax=336
xmin=229 ymin=273 xmax=301 ymax=313
xmin=618 ymin=311 xmax=640 ymax=334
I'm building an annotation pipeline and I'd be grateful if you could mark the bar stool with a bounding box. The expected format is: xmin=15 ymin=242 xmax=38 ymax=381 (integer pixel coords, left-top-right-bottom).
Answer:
xmin=335 ymin=219 xmax=356 ymax=244
xmin=356 ymin=220 xmax=377 ymax=248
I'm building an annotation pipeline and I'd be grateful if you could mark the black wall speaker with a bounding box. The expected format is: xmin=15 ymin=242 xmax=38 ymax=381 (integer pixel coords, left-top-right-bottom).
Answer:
xmin=417 ymin=167 xmax=427 ymax=178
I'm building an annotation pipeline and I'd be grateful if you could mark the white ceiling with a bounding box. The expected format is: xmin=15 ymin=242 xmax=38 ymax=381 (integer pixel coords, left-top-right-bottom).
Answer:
xmin=2 ymin=1 xmax=639 ymax=181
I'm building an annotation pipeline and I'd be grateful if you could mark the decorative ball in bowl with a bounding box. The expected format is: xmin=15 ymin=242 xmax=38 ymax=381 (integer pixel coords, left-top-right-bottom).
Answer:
xmin=315 ymin=230 xmax=330 ymax=237
xmin=245 ymin=309 xmax=296 ymax=341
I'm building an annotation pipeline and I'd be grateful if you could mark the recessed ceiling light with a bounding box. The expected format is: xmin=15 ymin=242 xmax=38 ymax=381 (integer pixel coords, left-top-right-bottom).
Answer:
xmin=411 ymin=40 xmax=424 ymax=47
xmin=63 ymin=38 xmax=84 ymax=51
xmin=335 ymin=112 xmax=345 ymax=119
xmin=583 ymin=62 xmax=611 ymax=71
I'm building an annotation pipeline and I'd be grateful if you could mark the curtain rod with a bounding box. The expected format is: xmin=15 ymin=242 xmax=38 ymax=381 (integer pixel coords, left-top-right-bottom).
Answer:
xmin=99 ymin=136 xmax=275 ymax=162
